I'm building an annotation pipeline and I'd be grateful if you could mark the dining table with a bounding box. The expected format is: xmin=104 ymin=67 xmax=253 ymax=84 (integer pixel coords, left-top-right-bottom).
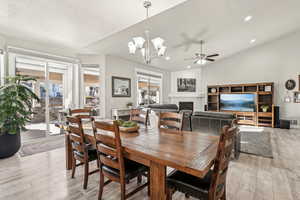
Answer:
xmin=64 ymin=119 xmax=219 ymax=200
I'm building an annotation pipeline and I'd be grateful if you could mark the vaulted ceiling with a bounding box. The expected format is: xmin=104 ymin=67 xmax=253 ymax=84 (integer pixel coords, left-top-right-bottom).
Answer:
xmin=0 ymin=0 xmax=187 ymax=48
xmin=84 ymin=0 xmax=300 ymax=71
xmin=1 ymin=0 xmax=300 ymax=71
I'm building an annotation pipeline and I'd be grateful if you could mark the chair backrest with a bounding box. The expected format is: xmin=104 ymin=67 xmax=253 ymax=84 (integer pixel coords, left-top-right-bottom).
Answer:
xmin=92 ymin=121 xmax=125 ymax=180
xmin=130 ymin=109 xmax=149 ymax=127
xmin=69 ymin=108 xmax=92 ymax=119
xmin=66 ymin=117 xmax=88 ymax=162
xmin=209 ymin=125 xmax=237 ymax=200
xmin=158 ymin=112 xmax=184 ymax=131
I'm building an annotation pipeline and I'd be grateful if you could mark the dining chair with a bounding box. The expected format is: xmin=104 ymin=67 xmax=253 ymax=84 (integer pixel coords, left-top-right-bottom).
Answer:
xmin=130 ymin=108 xmax=149 ymax=127
xmin=66 ymin=116 xmax=99 ymax=189
xmin=92 ymin=120 xmax=149 ymax=200
xmin=69 ymin=108 xmax=93 ymax=118
xmin=158 ymin=112 xmax=184 ymax=131
xmin=166 ymin=125 xmax=237 ymax=200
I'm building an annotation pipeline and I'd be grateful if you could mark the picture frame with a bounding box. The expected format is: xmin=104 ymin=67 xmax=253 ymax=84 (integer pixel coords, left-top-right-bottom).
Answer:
xmin=177 ymin=78 xmax=196 ymax=92
xmin=294 ymin=91 xmax=300 ymax=103
xmin=112 ymin=76 xmax=131 ymax=97
xmin=299 ymin=75 xmax=300 ymax=91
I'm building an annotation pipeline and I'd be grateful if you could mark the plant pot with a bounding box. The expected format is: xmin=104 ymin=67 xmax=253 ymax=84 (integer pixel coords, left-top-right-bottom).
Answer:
xmin=0 ymin=131 xmax=21 ymax=159
xmin=262 ymin=108 xmax=268 ymax=112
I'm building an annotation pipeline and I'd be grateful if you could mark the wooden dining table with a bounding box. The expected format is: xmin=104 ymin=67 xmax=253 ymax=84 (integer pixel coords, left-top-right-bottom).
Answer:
xmin=64 ymin=120 xmax=219 ymax=200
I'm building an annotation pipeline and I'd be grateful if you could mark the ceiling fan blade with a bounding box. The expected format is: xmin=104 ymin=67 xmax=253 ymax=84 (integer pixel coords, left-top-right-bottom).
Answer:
xmin=206 ymin=58 xmax=215 ymax=62
xmin=206 ymin=54 xmax=219 ymax=57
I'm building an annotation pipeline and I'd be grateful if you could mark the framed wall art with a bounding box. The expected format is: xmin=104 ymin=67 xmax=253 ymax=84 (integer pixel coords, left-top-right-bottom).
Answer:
xmin=112 ymin=76 xmax=131 ymax=97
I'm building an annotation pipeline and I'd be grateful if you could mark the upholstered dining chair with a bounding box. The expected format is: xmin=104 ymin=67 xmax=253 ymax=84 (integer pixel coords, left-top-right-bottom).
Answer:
xmin=158 ymin=112 xmax=184 ymax=131
xmin=130 ymin=108 xmax=149 ymax=127
xmin=166 ymin=125 xmax=237 ymax=200
xmin=92 ymin=121 xmax=149 ymax=200
xmin=66 ymin=116 xmax=99 ymax=189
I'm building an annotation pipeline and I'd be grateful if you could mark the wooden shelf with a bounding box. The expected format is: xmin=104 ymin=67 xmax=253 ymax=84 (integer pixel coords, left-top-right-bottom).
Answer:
xmin=207 ymin=82 xmax=274 ymax=127
xmin=258 ymin=112 xmax=272 ymax=117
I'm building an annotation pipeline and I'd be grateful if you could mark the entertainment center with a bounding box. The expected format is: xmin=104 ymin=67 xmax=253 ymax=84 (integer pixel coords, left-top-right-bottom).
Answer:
xmin=207 ymin=82 xmax=274 ymax=127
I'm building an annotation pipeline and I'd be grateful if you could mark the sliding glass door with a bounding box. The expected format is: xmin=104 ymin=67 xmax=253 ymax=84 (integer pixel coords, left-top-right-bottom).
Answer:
xmin=15 ymin=56 xmax=71 ymax=135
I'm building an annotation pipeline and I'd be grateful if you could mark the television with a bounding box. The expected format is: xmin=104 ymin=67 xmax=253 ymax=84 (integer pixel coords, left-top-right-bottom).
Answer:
xmin=220 ymin=93 xmax=256 ymax=112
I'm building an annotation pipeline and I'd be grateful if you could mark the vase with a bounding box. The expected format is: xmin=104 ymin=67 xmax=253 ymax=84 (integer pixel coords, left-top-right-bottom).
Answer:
xmin=0 ymin=130 xmax=21 ymax=159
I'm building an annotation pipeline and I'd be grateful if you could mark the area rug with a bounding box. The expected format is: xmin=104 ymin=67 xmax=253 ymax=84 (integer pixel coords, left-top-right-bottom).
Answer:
xmin=239 ymin=126 xmax=273 ymax=158
xmin=19 ymin=135 xmax=65 ymax=157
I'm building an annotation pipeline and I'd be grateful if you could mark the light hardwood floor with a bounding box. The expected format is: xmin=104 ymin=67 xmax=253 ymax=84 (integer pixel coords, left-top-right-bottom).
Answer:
xmin=0 ymin=128 xmax=299 ymax=200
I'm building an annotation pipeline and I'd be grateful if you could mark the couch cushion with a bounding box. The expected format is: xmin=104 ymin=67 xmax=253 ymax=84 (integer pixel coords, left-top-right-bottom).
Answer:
xmin=147 ymin=104 xmax=179 ymax=110
xmin=193 ymin=111 xmax=235 ymax=119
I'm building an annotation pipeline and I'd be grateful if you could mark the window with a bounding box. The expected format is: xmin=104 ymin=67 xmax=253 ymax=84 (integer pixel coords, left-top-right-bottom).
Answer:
xmin=83 ymin=67 xmax=100 ymax=107
xmin=0 ymin=49 xmax=4 ymax=85
xmin=136 ymin=70 xmax=162 ymax=106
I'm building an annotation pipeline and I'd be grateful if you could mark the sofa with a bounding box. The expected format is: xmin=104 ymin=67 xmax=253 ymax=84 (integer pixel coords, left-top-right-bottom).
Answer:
xmin=191 ymin=111 xmax=240 ymax=159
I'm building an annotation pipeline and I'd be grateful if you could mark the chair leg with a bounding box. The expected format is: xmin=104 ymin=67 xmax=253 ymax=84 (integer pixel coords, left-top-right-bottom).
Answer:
xmin=120 ymin=180 xmax=126 ymax=200
xmin=98 ymin=172 xmax=104 ymax=200
xmin=147 ymin=172 xmax=150 ymax=196
xmin=137 ymin=175 xmax=142 ymax=184
xmin=83 ymin=161 xmax=89 ymax=189
xmin=221 ymin=186 xmax=226 ymax=200
xmin=166 ymin=188 xmax=173 ymax=200
xmin=71 ymin=156 xmax=76 ymax=178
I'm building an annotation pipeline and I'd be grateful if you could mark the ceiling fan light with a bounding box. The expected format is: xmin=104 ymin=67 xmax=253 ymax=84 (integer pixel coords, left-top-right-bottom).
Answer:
xmin=197 ymin=59 xmax=207 ymax=65
xmin=133 ymin=37 xmax=145 ymax=49
xmin=152 ymin=37 xmax=165 ymax=50
xmin=128 ymin=41 xmax=136 ymax=54
xmin=157 ymin=46 xmax=167 ymax=57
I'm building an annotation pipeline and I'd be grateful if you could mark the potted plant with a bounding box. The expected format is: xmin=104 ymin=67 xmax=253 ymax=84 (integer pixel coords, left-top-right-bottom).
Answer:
xmin=260 ymin=105 xmax=269 ymax=112
xmin=126 ymin=102 xmax=133 ymax=109
xmin=0 ymin=75 xmax=40 ymax=158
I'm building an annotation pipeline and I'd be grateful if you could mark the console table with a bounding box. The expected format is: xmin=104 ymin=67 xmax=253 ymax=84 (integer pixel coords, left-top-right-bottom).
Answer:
xmin=111 ymin=108 xmax=131 ymax=120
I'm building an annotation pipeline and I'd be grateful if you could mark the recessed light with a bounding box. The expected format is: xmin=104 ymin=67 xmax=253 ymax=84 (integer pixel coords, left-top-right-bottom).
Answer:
xmin=250 ymin=39 xmax=256 ymax=44
xmin=165 ymin=56 xmax=171 ymax=60
xmin=187 ymin=65 xmax=191 ymax=69
xmin=244 ymin=15 xmax=253 ymax=22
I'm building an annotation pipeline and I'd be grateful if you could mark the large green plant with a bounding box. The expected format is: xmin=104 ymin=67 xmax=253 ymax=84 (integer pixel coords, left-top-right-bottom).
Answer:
xmin=0 ymin=75 xmax=40 ymax=135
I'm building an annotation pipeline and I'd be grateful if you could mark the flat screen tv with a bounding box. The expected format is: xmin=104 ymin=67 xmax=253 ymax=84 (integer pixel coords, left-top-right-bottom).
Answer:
xmin=220 ymin=93 xmax=256 ymax=112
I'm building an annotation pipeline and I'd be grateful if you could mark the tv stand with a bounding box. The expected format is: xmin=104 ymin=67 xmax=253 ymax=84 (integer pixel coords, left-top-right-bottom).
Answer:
xmin=207 ymin=82 xmax=274 ymax=127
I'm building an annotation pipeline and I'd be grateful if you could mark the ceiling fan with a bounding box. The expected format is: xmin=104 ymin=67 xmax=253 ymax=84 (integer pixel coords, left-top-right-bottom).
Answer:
xmin=184 ymin=40 xmax=219 ymax=65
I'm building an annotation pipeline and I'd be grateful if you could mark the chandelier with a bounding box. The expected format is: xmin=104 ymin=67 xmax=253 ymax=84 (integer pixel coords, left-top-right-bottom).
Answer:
xmin=128 ymin=1 xmax=167 ymax=64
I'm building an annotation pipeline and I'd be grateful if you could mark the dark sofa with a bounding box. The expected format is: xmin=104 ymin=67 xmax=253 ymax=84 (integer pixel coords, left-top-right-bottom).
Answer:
xmin=192 ymin=111 xmax=240 ymax=159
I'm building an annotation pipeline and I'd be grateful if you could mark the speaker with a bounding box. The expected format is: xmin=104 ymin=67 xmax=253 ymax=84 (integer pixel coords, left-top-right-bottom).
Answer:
xmin=204 ymin=105 xmax=208 ymax=111
xmin=274 ymin=106 xmax=280 ymax=128
xmin=280 ymin=120 xmax=290 ymax=129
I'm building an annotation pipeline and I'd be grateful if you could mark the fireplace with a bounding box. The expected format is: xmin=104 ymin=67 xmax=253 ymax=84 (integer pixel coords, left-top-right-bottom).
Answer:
xmin=179 ymin=102 xmax=194 ymax=112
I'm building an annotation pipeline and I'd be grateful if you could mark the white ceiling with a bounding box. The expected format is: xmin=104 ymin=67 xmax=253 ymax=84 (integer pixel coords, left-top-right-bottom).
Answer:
xmin=1 ymin=0 xmax=300 ymax=71
xmin=83 ymin=0 xmax=300 ymax=71
xmin=0 ymin=0 xmax=187 ymax=49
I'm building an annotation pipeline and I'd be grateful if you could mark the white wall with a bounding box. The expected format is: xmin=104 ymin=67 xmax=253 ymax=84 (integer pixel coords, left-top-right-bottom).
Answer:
xmin=169 ymin=68 xmax=205 ymax=111
xmin=105 ymin=55 xmax=171 ymax=118
xmin=202 ymin=30 xmax=300 ymax=118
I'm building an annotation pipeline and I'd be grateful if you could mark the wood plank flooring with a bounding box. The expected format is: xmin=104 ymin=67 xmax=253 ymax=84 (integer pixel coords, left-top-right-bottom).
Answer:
xmin=0 ymin=127 xmax=299 ymax=200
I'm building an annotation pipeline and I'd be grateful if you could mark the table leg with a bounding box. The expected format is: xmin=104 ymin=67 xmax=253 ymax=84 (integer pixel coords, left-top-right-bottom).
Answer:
xmin=150 ymin=161 xmax=167 ymax=200
xmin=65 ymin=134 xmax=72 ymax=170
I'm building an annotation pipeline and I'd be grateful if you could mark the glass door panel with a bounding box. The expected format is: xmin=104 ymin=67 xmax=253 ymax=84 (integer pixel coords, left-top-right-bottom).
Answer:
xmin=48 ymin=67 xmax=66 ymax=135
xmin=16 ymin=63 xmax=47 ymax=140
xmin=137 ymin=76 xmax=150 ymax=105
